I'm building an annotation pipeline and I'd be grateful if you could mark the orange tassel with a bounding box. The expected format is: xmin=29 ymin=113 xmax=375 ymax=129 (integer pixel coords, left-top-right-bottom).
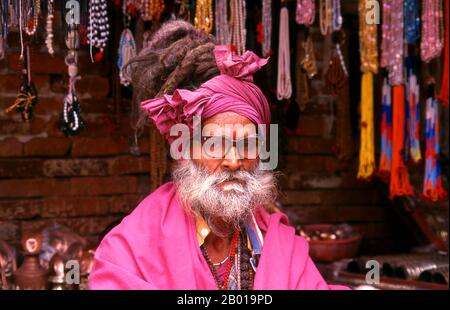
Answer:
xmin=390 ymin=85 xmax=413 ymax=199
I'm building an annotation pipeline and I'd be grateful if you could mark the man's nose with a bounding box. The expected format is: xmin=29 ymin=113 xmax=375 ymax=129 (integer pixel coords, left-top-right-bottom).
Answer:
xmin=221 ymin=146 xmax=242 ymax=172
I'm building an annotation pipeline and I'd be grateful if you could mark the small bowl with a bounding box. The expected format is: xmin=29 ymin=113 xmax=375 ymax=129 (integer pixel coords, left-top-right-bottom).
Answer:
xmin=302 ymin=224 xmax=362 ymax=263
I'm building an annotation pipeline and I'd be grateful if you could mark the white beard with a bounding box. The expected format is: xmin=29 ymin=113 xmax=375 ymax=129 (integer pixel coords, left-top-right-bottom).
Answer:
xmin=172 ymin=160 xmax=278 ymax=236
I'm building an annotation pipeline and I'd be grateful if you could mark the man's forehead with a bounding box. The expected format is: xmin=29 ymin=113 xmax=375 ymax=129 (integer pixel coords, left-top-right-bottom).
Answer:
xmin=202 ymin=123 xmax=257 ymax=138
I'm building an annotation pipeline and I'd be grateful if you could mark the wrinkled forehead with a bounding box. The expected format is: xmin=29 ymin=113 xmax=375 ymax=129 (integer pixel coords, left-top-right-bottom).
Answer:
xmin=201 ymin=112 xmax=257 ymax=138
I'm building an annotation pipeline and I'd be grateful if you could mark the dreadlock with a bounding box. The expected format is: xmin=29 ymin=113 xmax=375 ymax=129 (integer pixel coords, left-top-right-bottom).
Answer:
xmin=124 ymin=20 xmax=220 ymax=130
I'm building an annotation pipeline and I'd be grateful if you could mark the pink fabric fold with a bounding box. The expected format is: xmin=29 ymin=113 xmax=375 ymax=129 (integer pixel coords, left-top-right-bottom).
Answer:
xmin=141 ymin=46 xmax=271 ymax=142
xmin=90 ymin=182 xmax=350 ymax=290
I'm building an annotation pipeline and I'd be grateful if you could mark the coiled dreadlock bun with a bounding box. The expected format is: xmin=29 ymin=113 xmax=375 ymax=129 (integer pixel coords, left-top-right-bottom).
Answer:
xmin=125 ymin=19 xmax=220 ymax=103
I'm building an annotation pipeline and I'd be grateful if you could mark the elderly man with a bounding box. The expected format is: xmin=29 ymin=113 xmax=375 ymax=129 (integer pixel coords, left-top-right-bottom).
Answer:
xmin=90 ymin=21 xmax=347 ymax=290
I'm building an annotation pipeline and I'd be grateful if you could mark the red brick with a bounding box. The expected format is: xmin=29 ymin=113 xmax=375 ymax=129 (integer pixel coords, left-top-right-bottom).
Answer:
xmin=111 ymin=156 xmax=150 ymax=175
xmin=42 ymin=159 xmax=110 ymax=177
xmin=0 ymin=159 xmax=43 ymax=178
xmin=285 ymin=205 xmax=338 ymax=225
xmin=0 ymin=199 xmax=42 ymax=220
xmin=41 ymin=197 xmax=110 ymax=218
xmin=71 ymin=137 xmax=128 ymax=157
xmin=33 ymin=97 xmax=63 ymax=114
xmin=0 ymin=179 xmax=71 ymax=198
xmin=109 ymin=194 xmax=146 ymax=214
xmin=76 ymin=75 xmax=110 ymax=98
xmin=283 ymin=190 xmax=322 ymax=205
xmin=23 ymin=137 xmax=71 ymax=157
xmin=284 ymin=155 xmax=339 ymax=173
xmin=287 ymin=137 xmax=334 ymax=155
xmin=70 ymin=176 xmax=138 ymax=196
xmin=0 ymin=138 xmax=23 ymax=157
xmin=336 ymin=206 xmax=387 ymax=222
xmin=8 ymin=53 xmax=67 ymax=74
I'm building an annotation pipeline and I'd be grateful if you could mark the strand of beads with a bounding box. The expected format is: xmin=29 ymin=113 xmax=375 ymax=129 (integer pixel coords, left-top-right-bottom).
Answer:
xmin=380 ymin=0 xmax=392 ymax=68
xmin=276 ymin=6 xmax=292 ymax=100
xmin=46 ymin=0 xmax=54 ymax=55
xmin=214 ymin=0 xmax=229 ymax=45
xmin=61 ymin=28 xmax=84 ymax=136
xmin=296 ymin=0 xmax=315 ymax=26
xmin=24 ymin=0 xmax=39 ymax=36
xmin=320 ymin=0 xmax=332 ymax=35
xmin=421 ymin=0 xmax=443 ymax=63
xmin=332 ymin=0 xmax=343 ymax=31
xmin=195 ymin=0 xmax=213 ymax=33
xmin=230 ymin=0 xmax=246 ymax=55
xmin=404 ymin=0 xmax=420 ymax=44
xmin=262 ymin=0 xmax=272 ymax=57
xmin=88 ymin=0 xmax=109 ymax=61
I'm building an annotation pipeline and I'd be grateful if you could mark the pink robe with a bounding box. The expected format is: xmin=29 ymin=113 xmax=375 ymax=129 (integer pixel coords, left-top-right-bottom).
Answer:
xmin=90 ymin=182 xmax=349 ymax=290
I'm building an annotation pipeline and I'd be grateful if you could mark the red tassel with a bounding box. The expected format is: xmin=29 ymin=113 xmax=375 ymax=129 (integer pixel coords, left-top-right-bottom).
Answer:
xmin=390 ymin=85 xmax=413 ymax=199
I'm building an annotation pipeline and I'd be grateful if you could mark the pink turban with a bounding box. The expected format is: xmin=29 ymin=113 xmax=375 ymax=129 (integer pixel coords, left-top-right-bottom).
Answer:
xmin=141 ymin=45 xmax=271 ymax=141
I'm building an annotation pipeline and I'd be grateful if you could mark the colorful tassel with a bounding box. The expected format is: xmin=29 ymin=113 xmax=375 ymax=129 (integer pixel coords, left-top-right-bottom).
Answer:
xmin=405 ymin=57 xmax=422 ymax=163
xmin=378 ymin=77 xmax=392 ymax=180
xmin=423 ymin=95 xmax=447 ymax=201
xmin=390 ymin=85 xmax=413 ymax=199
xmin=358 ymin=72 xmax=375 ymax=180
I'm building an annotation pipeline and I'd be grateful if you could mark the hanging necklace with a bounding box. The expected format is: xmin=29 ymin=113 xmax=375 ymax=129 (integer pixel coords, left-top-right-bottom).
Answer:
xmin=421 ymin=0 xmax=443 ymax=63
xmin=230 ymin=0 xmax=246 ymax=55
xmin=118 ymin=1 xmax=137 ymax=87
xmin=332 ymin=0 xmax=343 ymax=31
xmin=320 ymin=0 xmax=332 ymax=35
xmin=60 ymin=27 xmax=84 ymax=136
xmin=88 ymin=0 xmax=109 ymax=62
xmin=262 ymin=0 xmax=272 ymax=57
xmin=296 ymin=0 xmax=315 ymax=26
xmin=46 ymin=0 xmax=54 ymax=55
xmin=194 ymin=0 xmax=213 ymax=33
xmin=277 ymin=6 xmax=292 ymax=100
xmin=24 ymin=0 xmax=39 ymax=36
xmin=358 ymin=0 xmax=378 ymax=74
xmin=214 ymin=0 xmax=229 ymax=45
xmin=5 ymin=45 xmax=38 ymax=122
xmin=404 ymin=0 xmax=420 ymax=44
xmin=201 ymin=230 xmax=240 ymax=290
xmin=380 ymin=0 xmax=392 ymax=68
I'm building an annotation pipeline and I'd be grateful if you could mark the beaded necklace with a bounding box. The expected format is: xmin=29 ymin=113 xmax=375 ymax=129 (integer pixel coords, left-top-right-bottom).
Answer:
xmin=404 ymin=0 xmax=420 ymax=44
xmin=201 ymin=230 xmax=240 ymax=290
xmin=296 ymin=0 xmax=315 ymax=26
xmin=262 ymin=0 xmax=272 ymax=57
xmin=230 ymin=0 xmax=246 ymax=55
xmin=332 ymin=0 xmax=343 ymax=32
xmin=214 ymin=0 xmax=229 ymax=45
xmin=421 ymin=0 xmax=443 ymax=63
xmin=277 ymin=6 xmax=292 ymax=100
xmin=320 ymin=0 xmax=331 ymax=35
xmin=87 ymin=0 xmax=109 ymax=62
xmin=194 ymin=0 xmax=213 ymax=33
xmin=46 ymin=0 xmax=54 ymax=55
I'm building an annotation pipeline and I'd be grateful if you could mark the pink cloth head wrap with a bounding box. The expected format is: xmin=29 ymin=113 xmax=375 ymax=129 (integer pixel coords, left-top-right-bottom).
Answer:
xmin=141 ymin=46 xmax=271 ymax=141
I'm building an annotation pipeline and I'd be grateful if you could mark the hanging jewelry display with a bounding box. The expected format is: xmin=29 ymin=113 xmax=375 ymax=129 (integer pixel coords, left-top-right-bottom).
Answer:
xmin=176 ymin=0 xmax=191 ymax=21
xmin=300 ymin=35 xmax=318 ymax=79
xmin=5 ymin=46 xmax=38 ymax=122
xmin=194 ymin=0 xmax=213 ymax=33
xmin=357 ymin=0 xmax=378 ymax=180
xmin=141 ymin=0 xmax=165 ymax=22
xmin=295 ymin=30 xmax=309 ymax=111
xmin=45 ymin=0 xmax=55 ymax=55
xmin=262 ymin=0 xmax=272 ymax=57
xmin=331 ymin=0 xmax=343 ymax=32
xmin=60 ymin=27 xmax=84 ymax=136
xmin=423 ymin=85 xmax=447 ymax=201
xmin=118 ymin=1 xmax=137 ymax=87
xmin=229 ymin=0 xmax=246 ymax=55
xmin=277 ymin=6 xmax=292 ymax=100
xmin=214 ymin=0 xmax=229 ymax=45
xmin=437 ymin=0 xmax=448 ymax=105
xmin=325 ymin=47 xmax=347 ymax=95
xmin=421 ymin=0 xmax=443 ymax=63
xmin=378 ymin=77 xmax=392 ymax=180
xmin=87 ymin=0 xmax=109 ymax=62
xmin=405 ymin=56 xmax=422 ymax=163
xmin=296 ymin=0 xmax=315 ymax=26
xmin=404 ymin=0 xmax=420 ymax=45
xmin=390 ymin=85 xmax=413 ymax=198
xmin=24 ymin=0 xmax=40 ymax=36
xmin=319 ymin=0 xmax=332 ymax=36
xmin=380 ymin=0 xmax=392 ymax=69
